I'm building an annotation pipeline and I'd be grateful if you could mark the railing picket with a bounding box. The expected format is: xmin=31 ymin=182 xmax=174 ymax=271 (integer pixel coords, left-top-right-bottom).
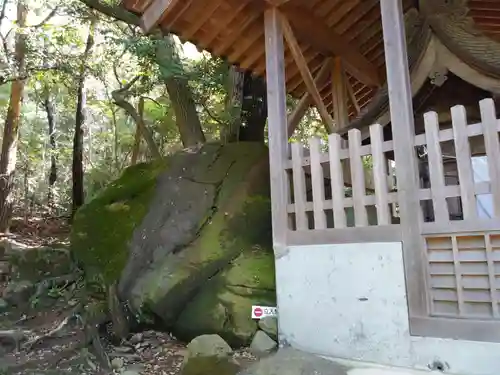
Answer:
xmin=451 ymin=105 xmax=477 ymax=220
xmin=348 ymin=129 xmax=368 ymax=226
xmin=309 ymin=137 xmax=326 ymax=229
xmin=291 ymin=142 xmax=308 ymax=230
xmin=480 ymin=99 xmax=500 ymax=218
xmin=328 ymin=133 xmax=346 ymax=228
xmin=369 ymin=124 xmax=390 ymax=225
xmin=424 ymin=111 xmax=449 ymax=223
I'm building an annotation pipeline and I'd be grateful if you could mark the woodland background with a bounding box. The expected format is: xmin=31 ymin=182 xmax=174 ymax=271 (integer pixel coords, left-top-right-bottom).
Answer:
xmin=0 ymin=0 xmax=326 ymax=233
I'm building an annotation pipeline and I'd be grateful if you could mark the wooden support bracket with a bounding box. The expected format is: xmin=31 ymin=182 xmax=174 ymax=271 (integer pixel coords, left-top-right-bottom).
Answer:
xmin=280 ymin=12 xmax=336 ymax=133
xmin=287 ymin=59 xmax=332 ymax=137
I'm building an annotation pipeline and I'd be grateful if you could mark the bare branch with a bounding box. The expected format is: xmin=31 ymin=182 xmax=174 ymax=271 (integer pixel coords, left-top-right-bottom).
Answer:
xmin=27 ymin=6 xmax=59 ymax=28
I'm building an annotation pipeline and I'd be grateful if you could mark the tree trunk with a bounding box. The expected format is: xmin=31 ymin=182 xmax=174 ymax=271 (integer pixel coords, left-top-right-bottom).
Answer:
xmin=154 ymin=33 xmax=205 ymax=148
xmin=131 ymin=122 xmax=141 ymax=165
xmin=44 ymin=95 xmax=57 ymax=208
xmin=72 ymin=19 xmax=96 ymax=217
xmin=0 ymin=0 xmax=28 ymax=232
xmin=222 ymin=66 xmax=245 ymax=143
xmin=238 ymin=73 xmax=268 ymax=142
xmin=112 ymin=86 xmax=161 ymax=160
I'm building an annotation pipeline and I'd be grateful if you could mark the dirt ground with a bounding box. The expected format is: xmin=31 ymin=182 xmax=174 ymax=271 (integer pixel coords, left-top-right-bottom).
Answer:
xmin=0 ymin=215 xmax=257 ymax=375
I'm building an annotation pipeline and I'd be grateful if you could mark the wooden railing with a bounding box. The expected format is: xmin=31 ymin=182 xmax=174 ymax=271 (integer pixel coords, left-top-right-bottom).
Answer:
xmin=286 ymin=124 xmax=398 ymax=232
xmin=284 ymin=98 xmax=500 ymax=339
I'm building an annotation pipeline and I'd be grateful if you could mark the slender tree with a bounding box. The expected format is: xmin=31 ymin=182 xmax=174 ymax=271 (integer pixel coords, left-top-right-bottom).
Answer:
xmin=72 ymin=18 xmax=96 ymax=216
xmin=0 ymin=0 xmax=28 ymax=232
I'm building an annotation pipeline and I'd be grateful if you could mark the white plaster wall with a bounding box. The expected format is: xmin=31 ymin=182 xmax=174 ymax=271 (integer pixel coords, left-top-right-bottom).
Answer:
xmin=275 ymin=243 xmax=500 ymax=375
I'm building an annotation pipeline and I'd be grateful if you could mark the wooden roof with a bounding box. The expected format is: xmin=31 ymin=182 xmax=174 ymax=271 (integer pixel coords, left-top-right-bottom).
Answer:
xmin=120 ymin=0 xmax=500 ymax=126
xmin=469 ymin=0 xmax=500 ymax=42
xmin=121 ymin=0 xmax=419 ymax=121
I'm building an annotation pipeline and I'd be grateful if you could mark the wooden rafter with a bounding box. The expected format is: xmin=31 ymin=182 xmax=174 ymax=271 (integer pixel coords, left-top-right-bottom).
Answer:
xmin=345 ymin=73 xmax=361 ymax=115
xmin=280 ymin=12 xmax=336 ymax=133
xmin=141 ymin=0 xmax=380 ymax=88
xmin=183 ymin=0 xmax=223 ymax=40
xmin=288 ymin=59 xmax=332 ymax=137
xmin=142 ymin=0 xmax=178 ymax=32
xmin=265 ymin=0 xmax=292 ymax=5
xmin=280 ymin=3 xmax=381 ymax=87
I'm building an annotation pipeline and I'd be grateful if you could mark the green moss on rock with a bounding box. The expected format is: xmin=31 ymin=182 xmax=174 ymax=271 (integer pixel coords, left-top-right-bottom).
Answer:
xmin=70 ymin=143 xmax=277 ymax=346
xmin=174 ymin=248 xmax=276 ymax=347
xmin=127 ymin=144 xmax=272 ymax=323
xmin=172 ymin=197 xmax=276 ymax=347
xmin=71 ymin=159 xmax=168 ymax=284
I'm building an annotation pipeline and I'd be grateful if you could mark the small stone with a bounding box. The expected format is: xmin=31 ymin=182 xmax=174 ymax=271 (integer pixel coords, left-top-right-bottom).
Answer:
xmin=250 ymin=331 xmax=277 ymax=356
xmin=0 ymin=261 xmax=10 ymax=277
xmin=0 ymin=298 xmax=8 ymax=312
xmin=2 ymin=280 xmax=34 ymax=306
xmin=129 ymin=332 xmax=143 ymax=344
xmin=114 ymin=346 xmax=134 ymax=354
xmin=111 ymin=357 xmax=124 ymax=369
xmin=123 ymin=363 xmax=146 ymax=374
xmin=186 ymin=334 xmax=233 ymax=360
xmin=122 ymin=371 xmax=141 ymax=375
xmin=258 ymin=317 xmax=278 ymax=341
xmin=182 ymin=356 xmax=241 ymax=375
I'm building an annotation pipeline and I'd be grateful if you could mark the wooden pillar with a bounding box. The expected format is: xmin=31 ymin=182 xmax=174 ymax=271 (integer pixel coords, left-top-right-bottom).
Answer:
xmin=380 ymin=0 xmax=428 ymax=319
xmin=264 ymin=8 xmax=289 ymax=249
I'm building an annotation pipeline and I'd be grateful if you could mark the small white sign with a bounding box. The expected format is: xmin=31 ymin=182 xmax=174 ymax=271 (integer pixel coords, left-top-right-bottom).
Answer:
xmin=251 ymin=305 xmax=278 ymax=319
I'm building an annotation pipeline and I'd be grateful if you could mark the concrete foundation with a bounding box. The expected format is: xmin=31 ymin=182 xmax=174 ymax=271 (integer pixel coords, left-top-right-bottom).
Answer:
xmin=275 ymin=243 xmax=500 ymax=375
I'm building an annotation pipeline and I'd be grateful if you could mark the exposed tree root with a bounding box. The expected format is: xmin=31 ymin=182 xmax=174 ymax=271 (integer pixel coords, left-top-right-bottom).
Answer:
xmin=0 ymin=329 xmax=31 ymax=351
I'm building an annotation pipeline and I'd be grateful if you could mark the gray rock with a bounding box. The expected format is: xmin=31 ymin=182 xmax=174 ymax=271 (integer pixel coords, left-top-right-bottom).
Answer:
xmin=0 ymin=298 xmax=8 ymax=312
xmin=0 ymin=260 xmax=10 ymax=278
xmin=129 ymin=332 xmax=144 ymax=344
xmin=238 ymin=348 xmax=348 ymax=375
xmin=122 ymin=363 xmax=146 ymax=374
xmin=2 ymin=280 xmax=34 ymax=306
xmin=121 ymin=370 xmax=141 ymax=375
xmin=250 ymin=331 xmax=277 ymax=355
xmin=258 ymin=317 xmax=278 ymax=341
xmin=111 ymin=357 xmax=125 ymax=369
xmin=186 ymin=334 xmax=233 ymax=359
xmin=182 ymin=356 xmax=241 ymax=375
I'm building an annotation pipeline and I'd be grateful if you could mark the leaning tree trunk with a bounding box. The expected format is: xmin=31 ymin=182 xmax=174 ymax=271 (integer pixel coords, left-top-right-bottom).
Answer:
xmin=112 ymin=81 xmax=161 ymax=160
xmin=72 ymin=19 xmax=96 ymax=217
xmin=155 ymin=33 xmax=205 ymax=148
xmin=0 ymin=0 xmax=28 ymax=232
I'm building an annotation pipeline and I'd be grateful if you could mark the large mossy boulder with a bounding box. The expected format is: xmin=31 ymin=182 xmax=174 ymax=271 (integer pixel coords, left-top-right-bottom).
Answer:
xmin=71 ymin=142 xmax=276 ymax=346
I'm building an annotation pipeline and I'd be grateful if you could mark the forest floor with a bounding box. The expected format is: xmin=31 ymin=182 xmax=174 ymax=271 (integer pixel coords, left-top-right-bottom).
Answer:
xmin=0 ymin=214 xmax=256 ymax=375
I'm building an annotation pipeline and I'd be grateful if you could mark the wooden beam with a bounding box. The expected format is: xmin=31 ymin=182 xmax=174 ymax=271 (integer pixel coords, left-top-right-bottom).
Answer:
xmin=223 ymin=0 xmax=380 ymax=87
xmin=141 ymin=0 xmax=181 ymax=33
xmin=380 ymin=0 xmax=428 ymax=318
xmin=265 ymin=0 xmax=292 ymax=5
xmin=280 ymin=13 xmax=336 ymax=133
xmin=345 ymin=73 xmax=361 ymax=115
xmin=287 ymin=59 xmax=332 ymax=137
xmin=281 ymin=3 xmax=381 ymax=87
xmin=331 ymin=57 xmax=349 ymax=128
xmin=264 ymin=7 xmax=289 ymax=248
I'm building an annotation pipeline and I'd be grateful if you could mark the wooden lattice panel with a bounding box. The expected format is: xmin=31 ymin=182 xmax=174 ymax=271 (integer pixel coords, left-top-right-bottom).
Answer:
xmin=426 ymin=233 xmax=500 ymax=319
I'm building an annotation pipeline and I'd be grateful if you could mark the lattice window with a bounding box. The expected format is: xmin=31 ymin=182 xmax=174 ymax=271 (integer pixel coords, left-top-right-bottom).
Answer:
xmin=426 ymin=233 xmax=500 ymax=319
